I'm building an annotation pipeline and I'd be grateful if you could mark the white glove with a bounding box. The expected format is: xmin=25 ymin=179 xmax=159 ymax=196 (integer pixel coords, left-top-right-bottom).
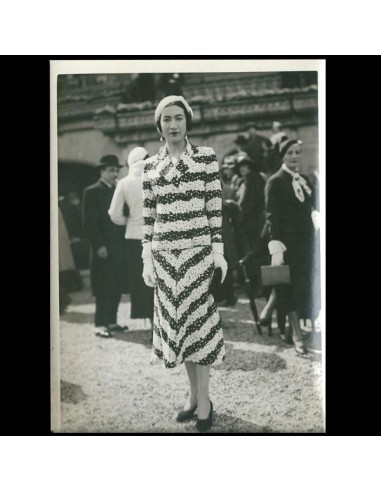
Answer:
xmin=311 ymin=210 xmax=320 ymax=231
xmin=213 ymin=253 xmax=228 ymax=283
xmin=271 ymin=253 xmax=284 ymax=266
xmin=142 ymin=257 xmax=156 ymax=288
xmin=268 ymin=240 xmax=286 ymax=255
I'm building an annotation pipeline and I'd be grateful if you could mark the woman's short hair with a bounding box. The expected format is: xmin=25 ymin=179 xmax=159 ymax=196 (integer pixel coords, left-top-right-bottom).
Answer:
xmin=156 ymin=101 xmax=193 ymax=132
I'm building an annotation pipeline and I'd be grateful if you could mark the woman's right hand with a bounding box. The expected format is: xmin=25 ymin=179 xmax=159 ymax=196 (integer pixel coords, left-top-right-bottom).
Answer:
xmin=143 ymin=257 xmax=157 ymax=288
xmin=271 ymin=253 xmax=284 ymax=266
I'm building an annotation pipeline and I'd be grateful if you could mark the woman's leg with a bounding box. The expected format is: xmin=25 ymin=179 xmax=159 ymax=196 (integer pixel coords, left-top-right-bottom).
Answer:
xmin=277 ymin=306 xmax=287 ymax=337
xmin=196 ymin=364 xmax=211 ymax=419
xmin=184 ymin=361 xmax=198 ymax=410
xmin=287 ymin=310 xmax=306 ymax=354
xmin=288 ymin=310 xmax=303 ymax=338
xmin=260 ymin=288 xmax=277 ymax=322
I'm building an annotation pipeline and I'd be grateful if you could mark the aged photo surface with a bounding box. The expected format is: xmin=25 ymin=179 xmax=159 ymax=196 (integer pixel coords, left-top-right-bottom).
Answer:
xmin=51 ymin=59 xmax=325 ymax=433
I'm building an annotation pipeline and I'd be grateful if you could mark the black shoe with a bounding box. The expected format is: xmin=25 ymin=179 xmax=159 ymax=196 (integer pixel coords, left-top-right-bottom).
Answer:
xmin=258 ymin=316 xmax=271 ymax=327
xmin=196 ymin=401 xmax=213 ymax=432
xmin=95 ymin=327 xmax=113 ymax=338
xmin=108 ymin=324 xmax=129 ymax=332
xmin=293 ymin=337 xmax=307 ymax=355
xmin=176 ymin=405 xmax=197 ymax=422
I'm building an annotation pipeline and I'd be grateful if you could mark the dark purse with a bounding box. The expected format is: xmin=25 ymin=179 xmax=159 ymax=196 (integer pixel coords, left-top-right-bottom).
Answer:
xmin=210 ymin=267 xmax=222 ymax=298
xmin=260 ymin=265 xmax=291 ymax=286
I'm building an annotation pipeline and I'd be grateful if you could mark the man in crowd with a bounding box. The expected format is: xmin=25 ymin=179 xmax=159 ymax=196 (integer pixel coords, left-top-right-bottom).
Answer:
xmin=82 ymin=154 xmax=129 ymax=338
xmin=243 ymin=122 xmax=270 ymax=169
xmin=222 ymin=134 xmax=248 ymax=164
xmin=269 ymin=121 xmax=287 ymax=148
xmin=236 ymin=157 xmax=266 ymax=255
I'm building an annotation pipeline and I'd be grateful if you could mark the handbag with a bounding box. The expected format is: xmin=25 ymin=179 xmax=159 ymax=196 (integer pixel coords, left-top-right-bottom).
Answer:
xmin=260 ymin=265 xmax=291 ymax=286
xmin=210 ymin=267 xmax=222 ymax=298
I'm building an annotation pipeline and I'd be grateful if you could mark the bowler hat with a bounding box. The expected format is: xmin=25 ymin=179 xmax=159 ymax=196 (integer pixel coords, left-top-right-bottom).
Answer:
xmin=98 ymin=154 xmax=122 ymax=168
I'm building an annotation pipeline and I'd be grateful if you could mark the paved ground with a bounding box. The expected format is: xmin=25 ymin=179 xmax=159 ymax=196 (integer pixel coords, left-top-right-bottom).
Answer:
xmin=58 ymin=274 xmax=324 ymax=433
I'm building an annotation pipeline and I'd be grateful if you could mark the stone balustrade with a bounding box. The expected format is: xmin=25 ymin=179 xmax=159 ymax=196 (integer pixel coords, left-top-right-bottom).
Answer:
xmin=73 ymin=89 xmax=318 ymax=138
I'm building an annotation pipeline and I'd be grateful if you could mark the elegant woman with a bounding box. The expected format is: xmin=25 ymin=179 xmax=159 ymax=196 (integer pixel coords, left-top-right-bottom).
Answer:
xmin=142 ymin=95 xmax=228 ymax=432
xmin=265 ymin=139 xmax=319 ymax=354
xmin=108 ymin=147 xmax=154 ymax=331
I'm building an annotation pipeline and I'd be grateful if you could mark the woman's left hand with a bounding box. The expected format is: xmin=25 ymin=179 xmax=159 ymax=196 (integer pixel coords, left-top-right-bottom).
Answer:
xmin=213 ymin=253 xmax=228 ymax=283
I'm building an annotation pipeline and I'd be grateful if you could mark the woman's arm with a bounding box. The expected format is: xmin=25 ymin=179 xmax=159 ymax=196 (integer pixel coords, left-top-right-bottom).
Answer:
xmin=265 ymin=177 xmax=287 ymax=258
xmin=108 ymin=180 xmax=128 ymax=226
xmin=205 ymin=150 xmax=228 ymax=280
xmin=142 ymin=166 xmax=157 ymax=258
xmin=205 ymin=151 xmax=223 ymax=254
xmin=82 ymin=187 xmax=105 ymax=251
xmin=265 ymin=177 xmax=282 ymax=242
xmin=305 ymin=175 xmax=320 ymax=230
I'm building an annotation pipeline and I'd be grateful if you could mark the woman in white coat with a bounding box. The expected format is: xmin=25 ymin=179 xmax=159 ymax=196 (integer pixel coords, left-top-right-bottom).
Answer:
xmin=109 ymin=147 xmax=154 ymax=327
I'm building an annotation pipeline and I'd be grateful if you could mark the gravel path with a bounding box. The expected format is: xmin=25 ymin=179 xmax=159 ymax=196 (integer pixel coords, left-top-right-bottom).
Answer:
xmin=59 ymin=275 xmax=324 ymax=433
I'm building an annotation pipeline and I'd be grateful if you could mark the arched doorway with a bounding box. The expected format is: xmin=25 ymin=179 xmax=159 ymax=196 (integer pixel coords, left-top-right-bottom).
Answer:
xmin=58 ymin=160 xmax=99 ymax=270
xmin=58 ymin=160 xmax=99 ymax=198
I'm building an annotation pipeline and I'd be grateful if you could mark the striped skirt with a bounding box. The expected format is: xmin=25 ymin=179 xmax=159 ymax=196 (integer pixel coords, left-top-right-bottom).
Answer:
xmin=151 ymin=245 xmax=225 ymax=368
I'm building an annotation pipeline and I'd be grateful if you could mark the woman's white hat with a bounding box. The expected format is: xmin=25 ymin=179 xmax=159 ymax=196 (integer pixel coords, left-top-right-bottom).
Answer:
xmin=154 ymin=95 xmax=193 ymax=125
xmin=127 ymin=146 xmax=148 ymax=166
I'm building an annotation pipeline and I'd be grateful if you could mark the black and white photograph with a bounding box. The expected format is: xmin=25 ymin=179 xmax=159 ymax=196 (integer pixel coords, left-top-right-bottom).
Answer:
xmin=51 ymin=59 xmax=325 ymax=434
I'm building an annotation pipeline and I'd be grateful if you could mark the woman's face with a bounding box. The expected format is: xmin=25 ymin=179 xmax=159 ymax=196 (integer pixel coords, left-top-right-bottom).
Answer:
xmin=160 ymin=105 xmax=187 ymax=144
xmin=101 ymin=166 xmax=119 ymax=186
xmin=223 ymin=167 xmax=234 ymax=179
xmin=283 ymin=143 xmax=302 ymax=170
xmin=239 ymin=164 xmax=250 ymax=177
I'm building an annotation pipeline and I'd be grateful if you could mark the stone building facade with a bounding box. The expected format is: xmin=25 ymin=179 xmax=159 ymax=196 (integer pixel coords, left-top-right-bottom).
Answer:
xmin=57 ymin=72 xmax=318 ymax=196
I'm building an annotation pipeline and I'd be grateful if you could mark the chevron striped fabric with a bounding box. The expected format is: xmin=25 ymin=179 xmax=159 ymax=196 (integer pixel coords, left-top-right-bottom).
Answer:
xmin=152 ymin=245 xmax=225 ymax=368
xmin=143 ymin=141 xmax=226 ymax=368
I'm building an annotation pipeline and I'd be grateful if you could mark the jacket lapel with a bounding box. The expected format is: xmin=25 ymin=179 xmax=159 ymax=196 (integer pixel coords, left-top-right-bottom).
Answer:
xmin=156 ymin=145 xmax=176 ymax=183
xmin=156 ymin=141 xmax=195 ymax=183
xmin=179 ymin=140 xmax=195 ymax=174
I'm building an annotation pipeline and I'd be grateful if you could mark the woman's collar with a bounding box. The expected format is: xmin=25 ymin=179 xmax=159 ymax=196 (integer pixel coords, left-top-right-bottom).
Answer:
xmin=157 ymin=139 xmax=194 ymax=161
xmin=156 ymin=139 xmax=194 ymax=182
xmin=281 ymin=163 xmax=299 ymax=176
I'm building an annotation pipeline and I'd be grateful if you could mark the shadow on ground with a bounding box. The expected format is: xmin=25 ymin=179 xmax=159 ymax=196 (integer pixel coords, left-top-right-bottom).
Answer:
xmin=176 ymin=411 xmax=272 ymax=434
xmin=216 ymin=342 xmax=287 ymax=372
xmin=110 ymin=329 xmax=322 ymax=370
xmin=61 ymin=380 xmax=87 ymax=404
xmin=221 ymin=315 xmax=322 ymax=359
xmin=61 ymin=312 xmax=92 ymax=325
xmin=112 ymin=329 xmax=152 ymax=347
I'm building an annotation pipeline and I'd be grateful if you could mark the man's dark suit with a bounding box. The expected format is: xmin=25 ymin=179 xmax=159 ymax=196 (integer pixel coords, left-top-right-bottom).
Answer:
xmin=82 ymin=180 xmax=128 ymax=327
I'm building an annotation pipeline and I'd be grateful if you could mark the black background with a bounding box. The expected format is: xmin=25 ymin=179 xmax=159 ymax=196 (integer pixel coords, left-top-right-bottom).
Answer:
xmin=2 ymin=55 xmax=374 ymax=436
